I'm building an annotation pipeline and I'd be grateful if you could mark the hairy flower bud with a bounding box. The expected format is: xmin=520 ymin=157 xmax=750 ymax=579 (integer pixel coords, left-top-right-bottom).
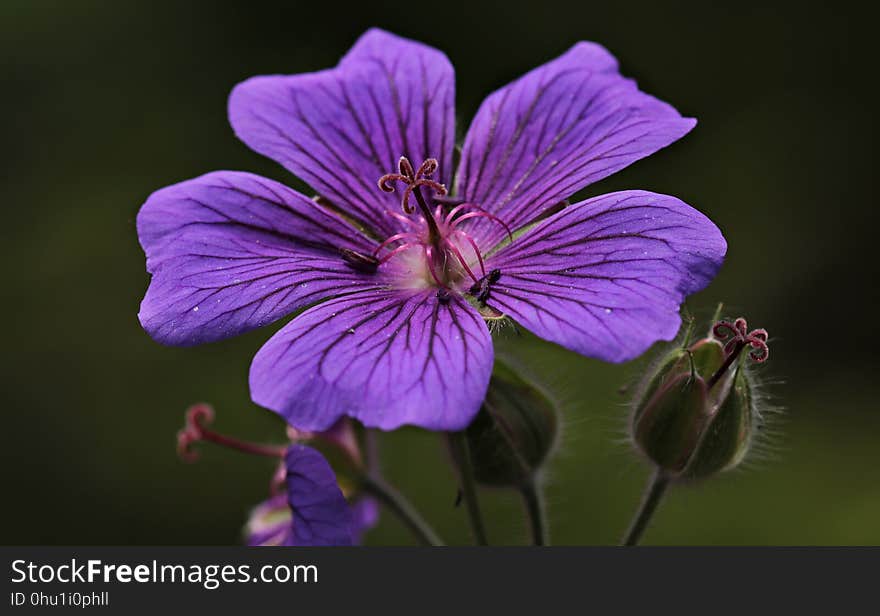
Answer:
xmin=634 ymin=372 xmax=710 ymax=474
xmin=631 ymin=317 xmax=768 ymax=480
xmin=466 ymin=361 xmax=559 ymax=487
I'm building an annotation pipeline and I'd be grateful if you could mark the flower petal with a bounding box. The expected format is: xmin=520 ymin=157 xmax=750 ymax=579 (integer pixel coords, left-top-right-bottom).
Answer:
xmin=286 ymin=444 xmax=353 ymax=546
xmin=350 ymin=497 xmax=380 ymax=545
xmin=250 ymin=289 xmax=493 ymax=431
xmin=457 ymin=42 xmax=695 ymax=248
xmin=486 ymin=191 xmax=726 ymax=363
xmin=245 ymin=493 xmax=293 ymax=546
xmin=137 ymin=171 xmax=379 ymax=346
xmin=229 ymin=28 xmax=455 ymax=238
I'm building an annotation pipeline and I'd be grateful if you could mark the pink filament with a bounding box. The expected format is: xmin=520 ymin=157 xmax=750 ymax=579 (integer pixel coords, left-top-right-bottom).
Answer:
xmin=423 ymin=245 xmax=447 ymax=288
xmin=378 ymin=242 xmax=417 ymax=265
xmin=446 ymin=239 xmax=480 ymax=284
xmin=373 ymin=232 xmax=420 ymax=257
xmin=453 ymin=229 xmax=487 ymax=277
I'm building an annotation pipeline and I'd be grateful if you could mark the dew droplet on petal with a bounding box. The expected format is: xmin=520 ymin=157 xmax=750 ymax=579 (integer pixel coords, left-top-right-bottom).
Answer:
xmin=192 ymin=306 xmax=199 ymax=312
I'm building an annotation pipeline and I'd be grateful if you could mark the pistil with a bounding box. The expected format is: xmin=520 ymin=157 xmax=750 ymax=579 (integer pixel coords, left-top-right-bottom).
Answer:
xmin=375 ymin=156 xmax=512 ymax=290
xmin=177 ymin=404 xmax=287 ymax=461
xmin=378 ymin=156 xmax=446 ymax=251
xmin=705 ymin=318 xmax=769 ymax=390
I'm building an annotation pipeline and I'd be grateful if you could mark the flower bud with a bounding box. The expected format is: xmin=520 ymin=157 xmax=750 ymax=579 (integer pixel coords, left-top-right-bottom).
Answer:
xmin=466 ymin=361 xmax=558 ymax=487
xmin=634 ymin=371 xmax=710 ymax=474
xmin=682 ymin=364 xmax=753 ymax=479
xmin=631 ymin=317 xmax=768 ymax=480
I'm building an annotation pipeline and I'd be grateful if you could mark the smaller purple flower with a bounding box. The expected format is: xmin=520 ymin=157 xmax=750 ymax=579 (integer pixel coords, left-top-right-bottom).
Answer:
xmin=138 ymin=29 xmax=726 ymax=433
xmin=249 ymin=445 xmax=357 ymax=546
xmin=178 ymin=405 xmax=376 ymax=546
xmin=246 ymin=488 xmax=378 ymax=547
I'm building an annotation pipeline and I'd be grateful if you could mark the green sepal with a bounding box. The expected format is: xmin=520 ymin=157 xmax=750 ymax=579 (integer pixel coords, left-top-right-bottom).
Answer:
xmin=466 ymin=360 xmax=558 ymax=487
xmin=633 ymin=372 xmax=710 ymax=474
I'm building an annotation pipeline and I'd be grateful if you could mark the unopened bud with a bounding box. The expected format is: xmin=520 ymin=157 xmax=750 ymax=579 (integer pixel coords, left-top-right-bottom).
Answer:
xmin=466 ymin=361 xmax=558 ymax=487
xmin=682 ymin=365 xmax=753 ymax=479
xmin=634 ymin=372 xmax=710 ymax=474
xmin=631 ymin=316 xmax=768 ymax=480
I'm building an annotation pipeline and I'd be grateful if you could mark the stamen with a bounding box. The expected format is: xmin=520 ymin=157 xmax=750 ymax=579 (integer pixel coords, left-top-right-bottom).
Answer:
xmin=469 ymin=269 xmax=502 ymax=304
xmin=423 ymin=245 xmax=447 ymax=288
xmin=385 ymin=209 xmax=420 ymax=229
xmin=177 ymin=404 xmax=286 ymax=462
xmin=373 ymin=232 xmax=421 ymax=257
xmin=443 ymin=203 xmax=472 ymax=225
xmin=447 ymin=239 xmax=480 ymax=284
xmin=453 ymin=230 xmax=486 ymax=277
xmin=446 ymin=203 xmax=514 ymax=243
xmin=340 ymin=248 xmax=380 ymax=273
xmin=377 ymin=242 xmax=417 ymax=265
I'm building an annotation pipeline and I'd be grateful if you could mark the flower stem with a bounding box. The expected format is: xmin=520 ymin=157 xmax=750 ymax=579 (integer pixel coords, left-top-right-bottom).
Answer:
xmin=358 ymin=473 xmax=444 ymax=547
xmin=621 ymin=469 xmax=670 ymax=546
xmin=520 ymin=479 xmax=547 ymax=546
xmin=446 ymin=431 xmax=488 ymax=545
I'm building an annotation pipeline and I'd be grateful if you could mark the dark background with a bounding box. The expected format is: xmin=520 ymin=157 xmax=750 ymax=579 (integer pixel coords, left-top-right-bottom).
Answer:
xmin=2 ymin=0 xmax=876 ymax=545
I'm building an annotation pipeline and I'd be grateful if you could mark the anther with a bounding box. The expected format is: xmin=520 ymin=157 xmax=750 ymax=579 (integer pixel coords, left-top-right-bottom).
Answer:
xmin=469 ymin=269 xmax=502 ymax=304
xmin=340 ymin=248 xmax=380 ymax=273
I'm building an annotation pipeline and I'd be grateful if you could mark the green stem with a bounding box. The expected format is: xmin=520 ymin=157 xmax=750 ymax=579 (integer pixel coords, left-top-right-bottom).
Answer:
xmin=447 ymin=431 xmax=489 ymax=545
xmin=621 ymin=469 xmax=670 ymax=546
xmin=359 ymin=473 xmax=444 ymax=547
xmin=520 ymin=480 xmax=547 ymax=546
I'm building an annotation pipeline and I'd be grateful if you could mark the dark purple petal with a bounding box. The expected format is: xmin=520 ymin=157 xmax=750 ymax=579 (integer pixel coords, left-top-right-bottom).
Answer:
xmin=137 ymin=171 xmax=380 ymax=345
xmin=249 ymin=289 xmax=493 ymax=431
xmin=228 ymin=29 xmax=455 ymax=238
xmin=245 ymin=469 xmax=377 ymax=546
xmin=486 ymin=191 xmax=726 ymax=363
xmin=286 ymin=444 xmax=353 ymax=546
xmin=457 ymin=42 xmax=695 ymax=248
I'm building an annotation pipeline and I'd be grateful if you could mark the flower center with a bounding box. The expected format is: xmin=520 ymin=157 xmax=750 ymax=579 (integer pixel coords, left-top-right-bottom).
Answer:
xmin=375 ymin=156 xmax=511 ymax=291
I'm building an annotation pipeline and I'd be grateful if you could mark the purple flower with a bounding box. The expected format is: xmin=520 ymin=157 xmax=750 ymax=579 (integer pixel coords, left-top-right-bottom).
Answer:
xmin=245 ymin=444 xmax=376 ymax=546
xmin=138 ymin=29 xmax=726 ymax=432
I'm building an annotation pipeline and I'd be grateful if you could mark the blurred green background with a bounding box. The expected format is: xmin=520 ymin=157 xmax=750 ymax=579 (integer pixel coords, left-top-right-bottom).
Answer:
xmin=1 ymin=0 xmax=876 ymax=545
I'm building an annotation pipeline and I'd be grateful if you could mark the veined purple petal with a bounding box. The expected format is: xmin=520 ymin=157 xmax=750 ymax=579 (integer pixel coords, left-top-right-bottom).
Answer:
xmin=457 ymin=42 xmax=695 ymax=248
xmin=137 ymin=171 xmax=379 ymax=346
xmin=486 ymin=191 xmax=726 ymax=363
xmin=229 ymin=28 xmax=455 ymax=238
xmin=286 ymin=445 xmax=353 ymax=546
xmin=246 ymin=494 xmax=378 ymax=547
xmin=249 ymin=289 xmax=493 ymax=431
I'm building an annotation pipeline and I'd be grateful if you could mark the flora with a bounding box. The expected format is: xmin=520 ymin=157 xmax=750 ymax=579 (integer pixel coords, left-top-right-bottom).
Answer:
xmin=179 ymin=405 xmax=380 ymax=546
xmin=137 ymin=30 xmax=770 ymax=545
